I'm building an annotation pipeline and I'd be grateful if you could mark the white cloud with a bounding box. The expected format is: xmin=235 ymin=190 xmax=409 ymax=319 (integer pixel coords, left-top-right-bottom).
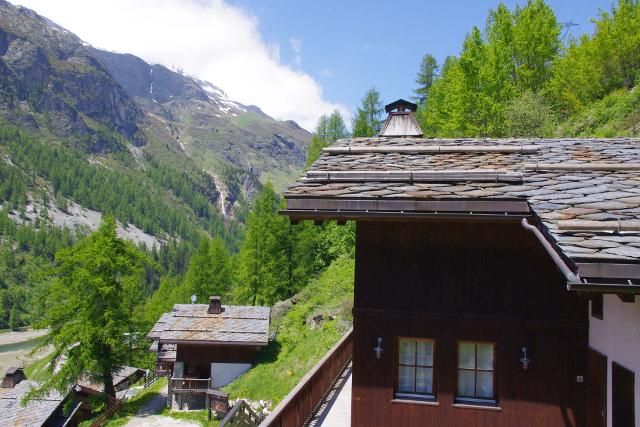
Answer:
xmin=13 ymin=0 xmax=347 ymax=130
xmin=289 ymin=37 xmax=302 ymax=66
xmin=320 ymin=68 xmax=335 ymax=78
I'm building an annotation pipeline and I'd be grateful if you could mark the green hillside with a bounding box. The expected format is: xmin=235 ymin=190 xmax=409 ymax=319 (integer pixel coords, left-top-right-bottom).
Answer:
xmin=224 ymin=256 xmax=354 ymax=403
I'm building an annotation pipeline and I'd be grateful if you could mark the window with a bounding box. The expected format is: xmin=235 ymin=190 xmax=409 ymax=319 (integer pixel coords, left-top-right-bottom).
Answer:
xmin=591 ymin=294 xmax=603 ymax=319
xmin=395 ymin=338 xmax=435 ymax=400
xmin=456 ymin=342 xmax=496 ymax=404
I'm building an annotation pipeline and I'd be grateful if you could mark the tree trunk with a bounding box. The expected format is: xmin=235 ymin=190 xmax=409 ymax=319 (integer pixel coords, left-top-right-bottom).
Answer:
xmin=103 ymin=368 xmax=117 ymax=408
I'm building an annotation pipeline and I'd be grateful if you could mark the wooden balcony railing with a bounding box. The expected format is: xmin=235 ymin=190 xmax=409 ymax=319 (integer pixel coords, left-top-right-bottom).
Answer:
xmin=260 ymin=328 xmax=353 ymax=427
xmin=170 ymin=377 xmax=211 ymax=393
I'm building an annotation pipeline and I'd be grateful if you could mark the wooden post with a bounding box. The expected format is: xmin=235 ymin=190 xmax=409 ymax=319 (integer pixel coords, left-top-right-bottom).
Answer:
xmin=206 ymin=395 xmax=211 ymax=421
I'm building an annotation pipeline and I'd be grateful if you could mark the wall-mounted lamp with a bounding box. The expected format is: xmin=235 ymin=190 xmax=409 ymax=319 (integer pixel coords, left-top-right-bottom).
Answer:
xmin=374 ymin=337 xmax=383 ymax=359
xmin=520 ymin=346 xmax=531 ymax=370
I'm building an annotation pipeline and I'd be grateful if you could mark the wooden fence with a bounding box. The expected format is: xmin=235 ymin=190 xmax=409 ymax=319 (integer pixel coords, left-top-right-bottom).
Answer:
xmin=143 ymin=369 xmax=158 ymax=388
xmin=260 ymin=328 xmax=353 ymax=427
xmin=89 ymin=398 xmax=122 ymax=427
xmin=170 ymin=377 xmax=210 ymax=393
xmin=219 ymin=399 xmax=263 ymax=427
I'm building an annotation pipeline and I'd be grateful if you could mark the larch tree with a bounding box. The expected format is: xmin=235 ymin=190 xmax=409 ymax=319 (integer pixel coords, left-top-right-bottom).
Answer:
xmin=233 ymin=182 xmax=291 ymax=306
xmin=26 ymin=217 xmax=149 ymax=408
xmin=414 ymin=54 xmax=439 ymax=105
xmin=352 ymin=87 xmax=384 ymax=137
xmin=306 ymin=110 xmax=348 ymax=167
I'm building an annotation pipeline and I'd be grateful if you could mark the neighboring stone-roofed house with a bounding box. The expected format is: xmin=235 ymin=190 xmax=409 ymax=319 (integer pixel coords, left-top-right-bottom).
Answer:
xmin=0 ymin=380 xmax=64 ymax=427
xmin=75 ymin=366 xmax=145 ymax=401
xmin=0 ymin=369 xmax=86 ymax=427
xmin=281 ymin=100 xmax=639 ymax=426
xmin=147 ymin=296 xmax=270 ymax=411
xmin=148 ymin=341 xmax=177 ymax=375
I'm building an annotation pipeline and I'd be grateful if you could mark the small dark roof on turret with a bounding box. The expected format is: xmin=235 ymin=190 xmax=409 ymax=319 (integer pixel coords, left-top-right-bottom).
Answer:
xmin=385 ymin=99 xmax=417 ymax=113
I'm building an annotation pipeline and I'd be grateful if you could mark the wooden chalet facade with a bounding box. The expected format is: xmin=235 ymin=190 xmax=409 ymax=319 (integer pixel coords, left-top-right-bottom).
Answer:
xmin=280 ymin=101 xmax=639 ymax=426
xmin=148 ymin=296 xmax=270 ymax=410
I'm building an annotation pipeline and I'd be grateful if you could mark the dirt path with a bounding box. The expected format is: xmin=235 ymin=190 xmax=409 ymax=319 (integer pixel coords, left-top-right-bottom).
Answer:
xmin=124 ymin=383 xmax=200 ymax=427
xmin=124 ymin=415 xmax=200 ymax=427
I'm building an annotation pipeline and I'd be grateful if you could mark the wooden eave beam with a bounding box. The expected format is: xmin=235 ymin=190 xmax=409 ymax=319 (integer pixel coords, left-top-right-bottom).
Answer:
xmin=285 ymin=197 xmax=530 ymax=214
xmin=282 ymin=209 xmax=529 ymax=223
xmin=304 ymin=170 xmax=523 ymax=183
xmin=576 ymin=262 xmax=640 ymax=280
xmin=567 ymin=282 xmax=640 ymax=297
xmin=323 ymin=145 xmax=539 ymax=154
xmin=524 ymin=162 xmax=640 ymax=171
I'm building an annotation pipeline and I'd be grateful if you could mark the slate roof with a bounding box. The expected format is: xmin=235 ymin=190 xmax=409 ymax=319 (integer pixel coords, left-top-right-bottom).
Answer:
xmin=148 ymin=341 xmax=177 ymax=361
xmin=285 ymin=137 xmax=640 ymax=263
xmin=76 ymin=366 xmax=143 ymax=397
xmin=0 ymin=380 xmax=64 ymax=427
xmin=147 ymin=304 xmax=270 ymax=346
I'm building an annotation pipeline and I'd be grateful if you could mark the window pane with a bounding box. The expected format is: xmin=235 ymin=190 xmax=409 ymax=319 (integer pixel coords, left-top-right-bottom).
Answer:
xmin=458 ymin=343 xmax=475 ymax=369
xmin=457 ymin=370 xmax=475 ymax=397
xmin=416 ymin=367 xmax=433 ymax=394
xmin=476 ymin=371 xmax=494 ymax=398
xmin=477 ymin=343 xmax=494 ymax=370
xmin=399 ymin=339 xmax=416 ymax=365
xmin=398 ymin=366 xmax=415 ymax=392
xmin=416 ymin=341 xmax=433 ymax=366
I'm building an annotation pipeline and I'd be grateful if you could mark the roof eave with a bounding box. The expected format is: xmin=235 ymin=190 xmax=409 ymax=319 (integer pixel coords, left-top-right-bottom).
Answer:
xmin=158 ymin=339 xmax=268 ymax=346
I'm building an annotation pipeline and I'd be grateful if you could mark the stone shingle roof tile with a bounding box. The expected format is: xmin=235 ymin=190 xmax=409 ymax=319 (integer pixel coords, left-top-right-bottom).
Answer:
xmin=147 ymin=304 xmax=270 ymax=346
xmin=285 ymin=137 xmax=640 ymax=262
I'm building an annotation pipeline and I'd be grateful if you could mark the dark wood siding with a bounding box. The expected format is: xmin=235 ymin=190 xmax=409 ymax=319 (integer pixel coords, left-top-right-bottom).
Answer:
xmin=175 ymin=344 xmax=258 ymax=378
xmin=176 ymin=344 xmax=258 ymax=364
xmin=587 ymin=349 xmax=607 ymax=427
xmin=352 ymin=220 xmax=588 ymax=427
xmin=612 ymin=362 xmax=635 ymax=427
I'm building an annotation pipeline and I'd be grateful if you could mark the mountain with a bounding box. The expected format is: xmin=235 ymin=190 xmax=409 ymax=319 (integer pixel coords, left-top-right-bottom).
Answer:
xmin=0 ymin=0 xmax=311 ymax=328
xmin=0 ymin=0 xmax=310 ymax=225
xmin=92 ymin=49 xmax=310 ymax=190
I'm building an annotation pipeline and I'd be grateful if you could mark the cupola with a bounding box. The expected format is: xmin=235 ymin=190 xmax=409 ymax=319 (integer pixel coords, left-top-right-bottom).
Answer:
xmin=378 ymin=99 xmax=423 ymax=137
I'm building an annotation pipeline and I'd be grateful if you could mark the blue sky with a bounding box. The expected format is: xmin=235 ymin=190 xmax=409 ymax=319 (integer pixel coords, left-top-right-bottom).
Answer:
xmin=232 ymin=0 xmax=613 ymax=116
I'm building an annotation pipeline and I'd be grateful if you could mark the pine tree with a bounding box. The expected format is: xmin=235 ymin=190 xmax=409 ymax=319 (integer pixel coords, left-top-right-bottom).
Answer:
xmin=26 ymin=217 xmax=150 ymax=408
xmin=306 ymin=111 xmax=348 ymax=167
xmin=325 ymin=111 xmax=349 ymax=142
xmin=233 ymin=183 xmax=290 ymax=306
xmin=352 ymin=87 xmax=384 ymax=137
xmin=183 ymin=238 xmax=214 ymax=302
xmin=414 ymin=54 xmax=439 ymax=105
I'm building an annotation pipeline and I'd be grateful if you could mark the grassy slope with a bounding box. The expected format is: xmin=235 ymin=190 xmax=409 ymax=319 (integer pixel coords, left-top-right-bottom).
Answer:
xmin=556 ymin=87 xmax=640 ymax=137
xmin=223 ymin=256 xmax=354 ymax=403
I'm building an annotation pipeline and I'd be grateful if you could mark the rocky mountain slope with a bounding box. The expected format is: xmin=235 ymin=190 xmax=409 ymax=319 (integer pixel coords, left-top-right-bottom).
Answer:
xmin=0 ymin=0 xmax=310 ymax=224
xmin=93 ymin=49 xmax=310 ymax=190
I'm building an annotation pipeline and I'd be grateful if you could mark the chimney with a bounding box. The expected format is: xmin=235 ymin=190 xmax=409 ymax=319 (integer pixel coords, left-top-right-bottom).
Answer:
xmin=1 ymin=367 xmax=26 ymax=388
xmin=378 ymin=99 xmax=423 ymax=137
xmin=208 ymin=296 xmax=222 ymax=314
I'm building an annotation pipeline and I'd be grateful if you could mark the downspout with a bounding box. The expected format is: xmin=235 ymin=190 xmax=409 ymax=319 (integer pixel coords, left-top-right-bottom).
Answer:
xmin=520 ymin=218 xmax=581 ymax=284
xmin=521 ymin=218 xmax=640 ymax=298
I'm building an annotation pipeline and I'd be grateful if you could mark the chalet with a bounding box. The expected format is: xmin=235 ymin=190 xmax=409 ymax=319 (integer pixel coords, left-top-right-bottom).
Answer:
xmin=277 ymin=100 xmax=639 ymax=426
xmin=0 ymin=367 xmax=84 ymax=427
xmin=148 ymin=296 xmax=270 ymax=410
xmin=74 ymin=366 xmax=145 ymax=402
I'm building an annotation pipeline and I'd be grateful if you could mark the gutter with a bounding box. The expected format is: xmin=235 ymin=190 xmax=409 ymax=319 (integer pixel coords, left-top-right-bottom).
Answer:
xmin=520 ymin=218 xmax=581 ymax=283
xmin=521 ymin=218 xmax=640 ymax=297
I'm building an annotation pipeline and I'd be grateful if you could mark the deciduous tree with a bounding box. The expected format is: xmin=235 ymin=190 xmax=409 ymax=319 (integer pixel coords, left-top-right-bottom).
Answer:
xmin=27 ymin=217 xmax=150 ymax=408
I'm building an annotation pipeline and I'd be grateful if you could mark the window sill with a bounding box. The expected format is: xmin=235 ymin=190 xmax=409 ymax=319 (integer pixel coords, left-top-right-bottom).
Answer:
xmin=392 ymin=398 xmax=439 ymax=407
xmin=452 ymin=403 xmax=502 ymax=411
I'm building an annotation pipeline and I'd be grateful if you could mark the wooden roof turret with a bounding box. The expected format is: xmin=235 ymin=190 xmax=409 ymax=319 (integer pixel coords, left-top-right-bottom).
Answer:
xmin=379 ymin=99 xmax=423 ymax=137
